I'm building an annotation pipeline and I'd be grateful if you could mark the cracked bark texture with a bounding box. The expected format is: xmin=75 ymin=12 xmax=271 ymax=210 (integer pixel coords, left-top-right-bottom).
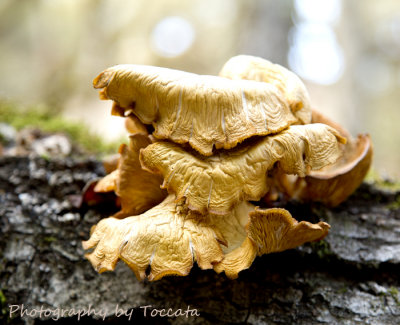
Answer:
xmin=0 ymin=155 xmax=399 ymax=325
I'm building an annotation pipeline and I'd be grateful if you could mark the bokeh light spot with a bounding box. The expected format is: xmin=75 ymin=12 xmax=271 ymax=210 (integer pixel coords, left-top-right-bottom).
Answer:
xmin=288 ymin=23 xmax=344 ymax=85
xmin=294 ymin=0 xmax=341 ymax=25
xmin=151 ymin=16 xmax=195 ymax=58
xmin=289 ymin=0 xmax=344 ymax=85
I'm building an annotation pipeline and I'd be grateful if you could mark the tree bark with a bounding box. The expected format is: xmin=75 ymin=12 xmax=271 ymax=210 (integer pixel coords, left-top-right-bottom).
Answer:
xmin=1 ymin=155 xmax=399 ymax=324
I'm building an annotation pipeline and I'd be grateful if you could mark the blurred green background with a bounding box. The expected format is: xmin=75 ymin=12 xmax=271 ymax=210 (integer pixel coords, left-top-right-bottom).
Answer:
xmin=0 ymin=0 xmax=399 ymax=178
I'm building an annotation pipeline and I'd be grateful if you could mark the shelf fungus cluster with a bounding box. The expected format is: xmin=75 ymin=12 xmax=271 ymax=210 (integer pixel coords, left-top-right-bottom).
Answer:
xmin=82 ymin=55 xmax=372 ymax=281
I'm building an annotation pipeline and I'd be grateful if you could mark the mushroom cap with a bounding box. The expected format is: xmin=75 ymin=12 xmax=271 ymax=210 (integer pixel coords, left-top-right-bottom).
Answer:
xmin=214 ymin=208 xmax=330 ymax=279
xmin=124 ymin=114 xmax=149 ymax=136
xmin=140 ymin=123 xmax=345 ymax=215
xmin=272 ymin=110 xmax=373 ymax=207
xmin=300 ymin=134 xmax=372 ymax=206
xmin=218 ymin=56 xmax=372 ymax=207
xmin=296 ymin=110 xmax=373 ymax=206
xmin=83 ymin=195 xmax=330 ymax=281
xmin=219 ymin=55 xmax=312 ymax=125
xmin=93 ymin=64 xmax=311 ymax=156
xmin=94 ymin=170 xmax=118 ymax=193
xmin=95 ymin=134 xmax=167 ymax=217
xmin=82 ymin=195 xmax=227 ymax=281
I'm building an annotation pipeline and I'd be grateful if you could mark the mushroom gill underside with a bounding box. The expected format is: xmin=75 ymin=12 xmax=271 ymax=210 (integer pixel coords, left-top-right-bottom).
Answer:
xmin=82 ymin=55 xmax=372 ymax=281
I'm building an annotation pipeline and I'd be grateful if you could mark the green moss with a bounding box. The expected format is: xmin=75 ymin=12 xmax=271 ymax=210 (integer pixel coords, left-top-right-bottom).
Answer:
xmin=386 ymin=195 xmax=400 ymax=211
xmin=0 ymin=100 xmax=124 ymax=156
xmin=0 ymin=290 xmax=5 ymax=306
xmin=389 ymin=287 xmax=400 ymax=306
xmin=0 ymin=290 xmax=7 ymax=318
xmin=310 ymin=240 xmax=333 ymax=259
xmin=43 ymin=236 xmax=57 ymax=243
xmin=365 ymin=169 xmax=400 ymax=192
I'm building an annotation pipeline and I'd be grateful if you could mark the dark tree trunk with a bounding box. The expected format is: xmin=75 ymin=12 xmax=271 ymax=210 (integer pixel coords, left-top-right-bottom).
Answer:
xmin=1 ymin=155 xmax=399 ymax=324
